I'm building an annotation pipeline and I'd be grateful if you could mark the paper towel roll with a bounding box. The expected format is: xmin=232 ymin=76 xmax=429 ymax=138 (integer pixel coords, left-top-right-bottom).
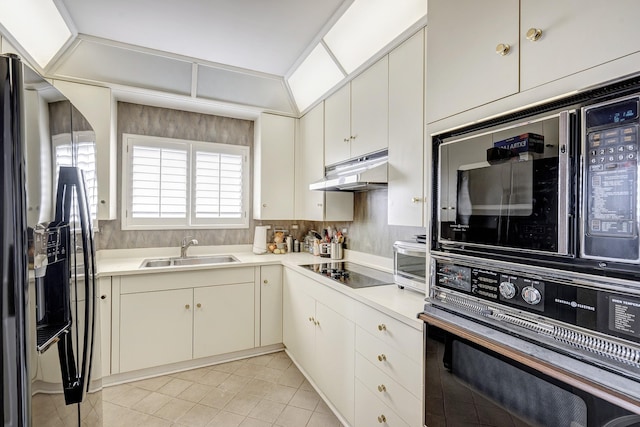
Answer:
xmin=253 ymin=226 xmax=269 ymax=254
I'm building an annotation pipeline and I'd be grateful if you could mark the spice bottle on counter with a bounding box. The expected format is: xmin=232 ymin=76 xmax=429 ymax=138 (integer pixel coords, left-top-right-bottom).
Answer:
xmin=313 ymin=239 xmax=320 ymax=256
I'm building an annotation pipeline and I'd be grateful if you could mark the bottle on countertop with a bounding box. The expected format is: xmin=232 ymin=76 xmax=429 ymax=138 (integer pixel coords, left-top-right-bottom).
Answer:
xmin=286 ymin=235 xmax=293 ymax=253
xmin=313 ymin=239 xmax=320 ymax=256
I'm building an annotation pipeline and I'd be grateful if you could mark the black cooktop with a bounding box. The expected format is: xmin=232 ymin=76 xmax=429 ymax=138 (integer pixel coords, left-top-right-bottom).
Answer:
xmin=299 ymin=262 xmax=394 ymax=289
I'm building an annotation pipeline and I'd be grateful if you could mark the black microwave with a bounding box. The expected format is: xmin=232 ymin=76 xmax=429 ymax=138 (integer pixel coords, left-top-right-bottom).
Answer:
xmin=432 ymin=76 xmax=640 ymax=281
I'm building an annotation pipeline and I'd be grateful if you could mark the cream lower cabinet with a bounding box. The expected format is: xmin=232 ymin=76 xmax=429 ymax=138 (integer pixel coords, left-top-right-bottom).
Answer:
xmin=259 ymin=265 xmax=283 ymax=346
xmin=193 ymin=283 xmax=255 ymax=359
xmin=114 ymin=267 xmax=256 ymax=373
xmin=283 ymin=268 xmax=355 ymax=425
xmin=353 ymin=303 xmax=422 ymax=427
xmin=120 ymin=288 xmax=193 ymax=372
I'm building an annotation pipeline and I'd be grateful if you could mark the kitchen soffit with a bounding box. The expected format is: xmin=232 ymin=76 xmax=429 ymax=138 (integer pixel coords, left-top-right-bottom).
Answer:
xmin=3 ymin=0 xmax=426 ymax=116
xmin=47 ymin=0 xmax=351 ymax=115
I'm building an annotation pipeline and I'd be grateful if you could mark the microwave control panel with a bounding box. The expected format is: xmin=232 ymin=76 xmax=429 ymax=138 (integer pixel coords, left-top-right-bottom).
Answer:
xmin=582 ymin=96 xmax=640 ymax=263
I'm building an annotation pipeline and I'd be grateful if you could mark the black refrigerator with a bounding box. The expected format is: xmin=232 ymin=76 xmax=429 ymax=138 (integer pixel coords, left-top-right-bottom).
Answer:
xmin=1 ymin=54 xmax=102 ymax=426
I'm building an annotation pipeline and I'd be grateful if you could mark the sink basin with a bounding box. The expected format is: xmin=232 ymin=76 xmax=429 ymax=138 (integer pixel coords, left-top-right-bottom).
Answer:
xmin=142 ymin=259 xmax=172 ymax=268
xmin=172 ymin=255 xmax=239 ymax=266
xmin=140 ymin=255 xmax=240 ymax=268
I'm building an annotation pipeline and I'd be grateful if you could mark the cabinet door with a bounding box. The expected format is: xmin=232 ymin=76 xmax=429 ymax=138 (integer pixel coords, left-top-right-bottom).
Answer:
xmin=426 ymin=0 xmax=519 ymax=123
xmin=350 ymin=56 xmax=389 ymax=158
xmin=193 ymin=283 xmax=255 ymax=359
xmin=120 ymin=289 xmax=193 ymax=372
xmin=298 ymin=104 xmax=355 ymax=221
xmin=260 ymin=265 xmax=283 ymax=346
xmin=324 ymin=84 xmax=351 ymax=166
xmin=282 ymin=270 xmax=317 ymax=375
xmin=315 ymin=302 xmax=355 ymax=425
xmin=388 ymin=29 xmax=425 ymax=227
xmin=521 ymin=0 xmax=640 ymax=91
xmin=98 ymin=277 xmax=111 ymax=377
xmin=254 ymin=113 xmax=295 ymax=219
xmin=298 ymin=103 xmax=327 ymax=221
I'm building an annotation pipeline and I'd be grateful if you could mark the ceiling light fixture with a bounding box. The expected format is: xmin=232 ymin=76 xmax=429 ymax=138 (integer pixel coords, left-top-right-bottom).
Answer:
xmin=323 ymin=0 xmax=427 ymax=74
xmin=287 ymin=43 xmax=345 ymax=112
xmin=0 ymin=0 xmax=72 ymax=68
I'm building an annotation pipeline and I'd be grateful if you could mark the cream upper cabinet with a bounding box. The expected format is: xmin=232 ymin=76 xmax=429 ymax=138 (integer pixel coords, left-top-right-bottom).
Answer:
xmin=350 ymin=56 xmax=389 ymax=158
xmin=520 ymin=0 xmax=640 ymax=91
xmin=388 ymin=29 xmax=426 ymax=227
xmin=296 ymin=103 xmax=354 ymax=221
xmin=324 ymin=84 xmax=352 ymax=166
xmin=254 ymin=113 xmax=295 ymax=220
xmin=324 ymin=56 xmax=389 ymax=166
xmin=427 ymin=0 xmax=640 ymax=123
xmin=51 ymin=81 xmax=117 ymax=220
xmin=426 ymin=0 xmax=519 ymax=123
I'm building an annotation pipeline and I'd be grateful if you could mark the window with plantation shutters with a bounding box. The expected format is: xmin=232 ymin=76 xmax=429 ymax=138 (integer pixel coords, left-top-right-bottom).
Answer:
xmin=52 ymin=132 xmax=98 ymax=222
xmin=122 ymin=134 xmax=249 ymax=230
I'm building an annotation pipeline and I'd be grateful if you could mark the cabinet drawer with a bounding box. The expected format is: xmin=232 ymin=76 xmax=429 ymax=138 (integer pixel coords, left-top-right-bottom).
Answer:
xmin=355 ymin=303 xmax=422 ymax=363
xmin=355 ymin=380 xmax=410 ymax=427
xmin=121 ymin=267 xmax=254 ymax=293
xmin=355 ymin=353 xmax=421 ymax=426
xmin=356 ymin=326 xmax=422 ymax=397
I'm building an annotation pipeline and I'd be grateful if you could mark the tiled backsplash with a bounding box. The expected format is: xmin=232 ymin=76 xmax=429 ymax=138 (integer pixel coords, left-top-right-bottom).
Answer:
xmin=96 ymin=102 xmax=425 ymax=258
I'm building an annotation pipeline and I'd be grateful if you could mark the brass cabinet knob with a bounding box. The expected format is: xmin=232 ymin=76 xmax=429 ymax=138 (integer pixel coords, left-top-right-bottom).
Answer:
xmin=309 ymin=316 xmax=314 ymax=322
xmin=100 ymin=295 xmax=107 ymax=300
xmin=377 ymin=324 xmax=386 ymax=331
xmin=526 ymin=27 xmax=543 ymax=41
xmin=495 ymin=43 xmax=510 ymax=56
xmin=377 ymin=384 xmax=386 ymax=392
xmin=196 ymin=303 xmax=202 ymax=308
xmin=350 ymin=135 xmax=357 ymax=140
xmin=263 ymin=279 xmax=268 ymax=284
xmin=344 ymin=138 xmax=350 ymax=143
xmin=377 ymin=354 xmax=387 ymax=362
xmin=411 ymin=197 xmax=422 ymax=203
xmin=262 ymin=203 xmax=267 ymax=208
xmin=377 ymin=414 xmax=387 ymax=423
xmin=185 ymin=304 xmax=190 ymax=309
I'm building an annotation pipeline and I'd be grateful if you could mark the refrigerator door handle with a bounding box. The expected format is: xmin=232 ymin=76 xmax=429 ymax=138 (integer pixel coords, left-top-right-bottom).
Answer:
xmin=54 ymin=166 xmax=96 ymax=405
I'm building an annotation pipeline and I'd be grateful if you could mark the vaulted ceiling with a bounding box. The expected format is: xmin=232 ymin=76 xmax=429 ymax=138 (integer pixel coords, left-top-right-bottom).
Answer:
xmin=2 ymin=1 xmax=426 ymax=117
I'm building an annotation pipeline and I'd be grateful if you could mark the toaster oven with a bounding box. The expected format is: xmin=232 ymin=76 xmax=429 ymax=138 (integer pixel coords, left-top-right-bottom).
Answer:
xmin=393 ymin=240 xmax=427 ymax=294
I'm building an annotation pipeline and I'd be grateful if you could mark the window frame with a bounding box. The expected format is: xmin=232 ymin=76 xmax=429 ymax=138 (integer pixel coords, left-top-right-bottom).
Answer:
xmin=121 ymin=133 xmax=250 ymax=230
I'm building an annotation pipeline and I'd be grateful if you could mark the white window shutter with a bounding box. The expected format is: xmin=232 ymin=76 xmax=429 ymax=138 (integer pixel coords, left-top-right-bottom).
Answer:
xmin=122 ymin=133 xmax=249 ymax=230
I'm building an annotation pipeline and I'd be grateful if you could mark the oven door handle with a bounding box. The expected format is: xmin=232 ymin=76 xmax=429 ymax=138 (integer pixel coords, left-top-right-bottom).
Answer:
xmin=557 ymin=109 xmax=572 ymax=256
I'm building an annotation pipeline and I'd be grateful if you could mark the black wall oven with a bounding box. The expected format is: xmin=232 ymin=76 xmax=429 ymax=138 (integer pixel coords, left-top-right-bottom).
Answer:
xmin=433 ymin=74 xmax=640 ymax=280
xmin=421 ymin=254 xmax=640 ymax=426
xmin=426 ymin=75 xmax=640 ymax=426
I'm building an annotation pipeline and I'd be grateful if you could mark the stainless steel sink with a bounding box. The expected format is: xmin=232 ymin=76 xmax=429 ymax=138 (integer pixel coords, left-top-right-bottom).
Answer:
xmin=140 ymin=255 xmax=240 ymax=268
xmin=172 ymin=255 xmax=239 ymax=266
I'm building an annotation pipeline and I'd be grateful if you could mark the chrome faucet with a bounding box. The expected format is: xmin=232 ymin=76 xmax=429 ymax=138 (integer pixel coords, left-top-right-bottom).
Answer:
xmin=180 ymin=236 xmax=198 ymax=258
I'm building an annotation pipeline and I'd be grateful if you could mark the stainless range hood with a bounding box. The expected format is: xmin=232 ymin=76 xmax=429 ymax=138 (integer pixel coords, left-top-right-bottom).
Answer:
xmin=310 ymin=149 xmax=388 ymax=191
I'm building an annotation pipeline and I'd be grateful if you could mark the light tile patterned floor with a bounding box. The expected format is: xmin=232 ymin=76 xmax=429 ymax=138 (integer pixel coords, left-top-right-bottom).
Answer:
xmin=103 ymin=351 xmax=344 ymax=427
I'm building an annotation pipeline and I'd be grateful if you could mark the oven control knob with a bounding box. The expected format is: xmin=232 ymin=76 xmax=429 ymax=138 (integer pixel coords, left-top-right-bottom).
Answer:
xmin=499 ymin=282 xmax=517 ymax=300
xmin=521 ymin=286 xmax=542 ymax=305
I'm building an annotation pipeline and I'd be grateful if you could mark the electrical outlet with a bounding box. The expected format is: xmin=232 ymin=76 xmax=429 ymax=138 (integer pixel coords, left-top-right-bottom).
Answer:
xmin=291 ymin=224 xmax=299 ymax=230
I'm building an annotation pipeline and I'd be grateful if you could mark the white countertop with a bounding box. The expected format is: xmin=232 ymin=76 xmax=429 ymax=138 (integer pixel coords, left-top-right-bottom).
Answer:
xmin=97 ymin=245 xmax=426 ymax=330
